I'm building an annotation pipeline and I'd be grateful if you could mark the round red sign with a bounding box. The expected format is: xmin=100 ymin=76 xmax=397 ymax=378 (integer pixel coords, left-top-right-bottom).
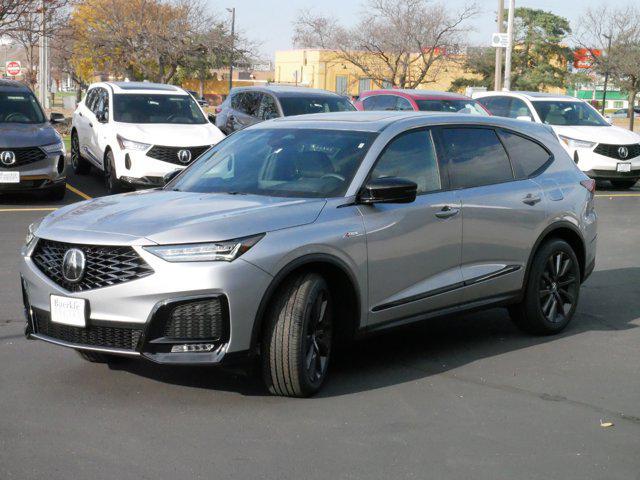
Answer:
xmin=6 ymin=61 xmax=21 ymax=76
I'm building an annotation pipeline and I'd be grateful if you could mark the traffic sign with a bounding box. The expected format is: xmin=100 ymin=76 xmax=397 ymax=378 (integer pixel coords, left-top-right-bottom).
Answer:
xmin=5 ymin=61 xmax=21 ymax=76
xmin=491 ymin=33 xmax=509 ymax=48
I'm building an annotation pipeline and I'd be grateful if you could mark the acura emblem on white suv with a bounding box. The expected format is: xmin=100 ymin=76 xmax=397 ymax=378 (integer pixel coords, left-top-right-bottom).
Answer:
xmin=177 ymin=149 xmax=192 ymax=164
xmin=62 ymin=248 xmax=86 ymax=283
xmin=0 ymin=150 xmax=16 ymax=166
xmin=618 ymin=146 xmax=629 ymax=159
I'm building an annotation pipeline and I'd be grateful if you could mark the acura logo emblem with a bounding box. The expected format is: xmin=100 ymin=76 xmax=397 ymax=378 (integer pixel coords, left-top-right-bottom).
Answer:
xmin=62 ymin=248 xmax=86 ymax=283
xmin=177 ymin=149 xmax=192 ymax=164
xmin=618 ymin=146 xmax=629 ymax=159
xmin=0 ymin=150 xmax=16 ymax=166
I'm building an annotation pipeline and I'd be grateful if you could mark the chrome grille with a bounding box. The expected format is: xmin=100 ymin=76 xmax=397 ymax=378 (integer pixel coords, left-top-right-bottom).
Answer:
xmin=146 ymin=145 xmax=211 ymax=165
xmin=32 ymin=239 xmax=154 ymax=292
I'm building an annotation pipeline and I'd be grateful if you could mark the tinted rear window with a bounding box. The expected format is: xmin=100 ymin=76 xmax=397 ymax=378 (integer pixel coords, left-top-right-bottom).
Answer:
xmin=498 ymin=130 xmax=552 ymax=178
xmin=279 ymin=96 xmax=355 ymax=116
xmin=441 ymin=128 xmax=513 ymax=188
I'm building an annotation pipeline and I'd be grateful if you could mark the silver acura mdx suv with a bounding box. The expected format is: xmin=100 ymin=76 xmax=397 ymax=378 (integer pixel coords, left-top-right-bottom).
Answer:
xmin=20 ymin=112 xmax=597 ymax=397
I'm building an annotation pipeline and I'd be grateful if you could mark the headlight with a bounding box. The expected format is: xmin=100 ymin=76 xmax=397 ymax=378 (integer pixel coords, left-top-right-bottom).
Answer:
xmin=144 ymin=234 xmax=264 ymax=262
xmin=25 ymin=221 xmax=40 ymax=247
xmin=41 ymin=141 xmax=65 ymax=153
xmin=558 ymin=135 xmax=596 ymax=149
xmin=117 ymin=134 xmax=151 ymax=151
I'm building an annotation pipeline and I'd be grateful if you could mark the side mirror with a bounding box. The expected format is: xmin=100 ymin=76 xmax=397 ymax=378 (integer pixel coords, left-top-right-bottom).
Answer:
xmin=358 ymin=177 xmax=417 ymax=205
xmin=207 ymin=113 xmax=216 ymax=124
xmin=50 ymin=112 xmax=65 ymax=124
xmin=516 ymin=115 xmax=533 ymax=122
xmin=163 ymin=168 xmax=182 ymax=185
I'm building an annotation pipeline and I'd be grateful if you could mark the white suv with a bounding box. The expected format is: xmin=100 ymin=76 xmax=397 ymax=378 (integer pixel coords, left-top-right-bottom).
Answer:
xmin=71 ymin=82 xmax=225 ymax=193
xmin=473 ymin=91 xmax=640 ymax=189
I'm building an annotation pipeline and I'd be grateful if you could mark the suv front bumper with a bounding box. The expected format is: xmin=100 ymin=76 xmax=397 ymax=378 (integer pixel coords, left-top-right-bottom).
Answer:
xmin=20 ymin=239 xmax=273 ymax=365
xmin=0 ymin=151 xmax=66 ymax=192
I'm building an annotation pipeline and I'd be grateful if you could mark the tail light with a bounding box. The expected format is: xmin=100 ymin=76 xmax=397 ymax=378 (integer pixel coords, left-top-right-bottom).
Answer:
xmin=580 ymin=179 xmax=596 ymax=193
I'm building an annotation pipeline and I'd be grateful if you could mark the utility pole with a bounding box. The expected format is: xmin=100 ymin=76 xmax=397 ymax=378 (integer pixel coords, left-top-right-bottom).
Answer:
xmin=494 ymin=0 xmax=504 ymax=91
xmin=226 ymin=7 xmax=235 ymax=95
xmin=601 ymin=34 xmax=612 ymax=116
xmin=503 ymin=0 xmax=515 ymax=91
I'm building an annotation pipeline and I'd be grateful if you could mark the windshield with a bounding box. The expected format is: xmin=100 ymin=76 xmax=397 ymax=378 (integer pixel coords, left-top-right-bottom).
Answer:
xmin=169 ymin=128 xmax=377 ymax=198
xmin=113 ymin=94 xmax=206 ymax=124
xmin=0 ymin=92 xmax=46 ymax=124
xmin=415 ymin=99 xmax=488 ymax=115
xmin=279 ymin=96 xmax=355 ymax=116
xmin=532 ymin=101 xmax=608 ymax=126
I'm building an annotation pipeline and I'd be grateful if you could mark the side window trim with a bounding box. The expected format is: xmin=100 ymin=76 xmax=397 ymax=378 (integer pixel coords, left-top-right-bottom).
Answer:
xmin=360 ymin=127 xmax=449 ymax=196
xmin=496 ymin=128 xmax=555 ymax=179
xmin=432 ymin=125 xmax=515 ymax=191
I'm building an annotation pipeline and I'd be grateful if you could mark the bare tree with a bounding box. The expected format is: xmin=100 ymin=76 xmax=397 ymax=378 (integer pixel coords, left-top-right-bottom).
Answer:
xmin=576 ymin=5 xmax=640 ymax=130
xmin=293 ymin=0 xmax=478 ymax=89
xmin=0 ymin=0 xmax=35 ymax=36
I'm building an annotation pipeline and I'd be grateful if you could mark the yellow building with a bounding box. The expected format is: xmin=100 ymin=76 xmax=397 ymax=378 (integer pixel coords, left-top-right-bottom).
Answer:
xmin=275 ymin=49 xmax=471 ymax=96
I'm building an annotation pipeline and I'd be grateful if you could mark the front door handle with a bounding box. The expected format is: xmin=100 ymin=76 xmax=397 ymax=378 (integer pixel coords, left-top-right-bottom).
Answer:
xmin=435 ymin=205 xmax=460 ymax=219
xmin=89 ymin=122 xmax=93 ymax=128
xmin=522 ymin=193 xmax=542 ymax=206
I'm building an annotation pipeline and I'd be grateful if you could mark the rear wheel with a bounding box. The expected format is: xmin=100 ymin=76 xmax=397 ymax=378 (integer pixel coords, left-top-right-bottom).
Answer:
xmin=262 ymin=272 xmax=333 ymax=397
xmin=70 ymin=131 xmax=90 ymax=174
xmin=509 ymin=239 xmax=581 ymax=335
xmin=610 ymin=179 xmax=637 ymax=189
xmin=104 ymin=150 xmax=124 ymax=194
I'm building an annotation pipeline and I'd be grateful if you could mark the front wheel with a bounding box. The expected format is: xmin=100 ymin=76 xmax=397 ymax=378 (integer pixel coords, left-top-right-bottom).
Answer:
xmin=70 ymin=132 xmax=90 ymax=174
xmin=610 ymin=179 xmax=637 ymax=189
xmin=104 ymin=150 xmax=124 ymax=194
xmin=509 ymin=239 xmax=581 ymax=335
xmin=262 ymin=272 xmax=333 ymax=397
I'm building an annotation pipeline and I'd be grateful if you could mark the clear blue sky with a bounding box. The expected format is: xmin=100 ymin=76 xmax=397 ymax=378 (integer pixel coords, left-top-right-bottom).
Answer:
xmin=208 ymin=0 xmax=625 ymax=60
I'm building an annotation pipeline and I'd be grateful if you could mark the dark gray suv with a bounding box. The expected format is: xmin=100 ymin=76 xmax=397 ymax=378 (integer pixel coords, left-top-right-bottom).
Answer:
xmin=215 ymin=85 xmax=355 ymax=134
xmin=0 ymin=80 xmax=66 ymax=199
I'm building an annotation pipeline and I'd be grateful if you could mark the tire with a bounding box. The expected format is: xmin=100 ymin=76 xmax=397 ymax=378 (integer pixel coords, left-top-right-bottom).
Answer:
xmin=76 ymin=350 xmax=119 ymax=363
xmin=610 ymin=179 xmax=637 ymax=189
xmin=509 ymin=239 xmax=581 ymax=335
xmin=104 ymin=150 xmax=124 ymax=194
xmin=70 ymin=131 xmax=90 ymax=174
xmin=262 ymin=272 xmax=333 ymax=397
xmin=45 ymin=183 xmax=66 ymax=201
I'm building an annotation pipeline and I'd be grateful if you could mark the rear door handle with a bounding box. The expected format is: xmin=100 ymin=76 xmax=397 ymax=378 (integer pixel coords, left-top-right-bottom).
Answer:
xmin=78 ymin=112 xmax=83 ymax=117
xmin=435 ymin=205 xmax=460 ymax=219
xmin=522 ymin=193 xmax=542 ymax=206
xmin=89 ymin=122 xmax=93 ymax=128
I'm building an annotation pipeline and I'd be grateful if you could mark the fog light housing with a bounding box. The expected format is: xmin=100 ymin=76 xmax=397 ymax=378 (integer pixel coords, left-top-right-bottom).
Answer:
xmin=171 ymin=343 xmax=216 ymax=353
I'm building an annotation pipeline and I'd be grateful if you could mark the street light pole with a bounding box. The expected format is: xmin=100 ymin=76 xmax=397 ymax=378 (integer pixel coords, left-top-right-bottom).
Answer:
xmin=494 ymin=0 xmax=504 ymax=91
xmin=503 ymin=0 xmax=515 ymax=91
xmin=601 ymin=34 xmax=612 ymax=116
xmin=226 ymin=7 xmax=235 ymax=95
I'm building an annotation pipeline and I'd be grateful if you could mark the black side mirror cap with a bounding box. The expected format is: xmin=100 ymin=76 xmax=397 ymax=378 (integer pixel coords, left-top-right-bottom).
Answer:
xmin=49 ymin=112 xmax=65 ymax=124
xmin=163 ymin=168 xmax=182 ymax=185
xmin=358 ymin=177 xmax=418 ymax=204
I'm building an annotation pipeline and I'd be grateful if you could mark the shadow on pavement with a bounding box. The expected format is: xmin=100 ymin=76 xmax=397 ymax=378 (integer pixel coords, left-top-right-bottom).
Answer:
xmin=102 ymin=267 xmax=640 ymax=397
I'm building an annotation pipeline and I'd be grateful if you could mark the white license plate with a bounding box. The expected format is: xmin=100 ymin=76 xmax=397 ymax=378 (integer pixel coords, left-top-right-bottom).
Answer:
xmin=50 ymin=295 xmax=86 ymax=327
xmin=617 ymin=163 xmax=632 ymax=173
xmin=0 ymin=171 xmax=19 ymax=183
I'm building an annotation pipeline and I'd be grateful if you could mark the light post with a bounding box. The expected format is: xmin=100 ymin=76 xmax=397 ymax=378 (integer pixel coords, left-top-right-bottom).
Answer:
xmin=226 ymin=7 xmax=235 ymax=95
xmin=601 ymin=33 xmax=612 ymax=116
xmin=503 ymin=0 xmax=515 ymax=91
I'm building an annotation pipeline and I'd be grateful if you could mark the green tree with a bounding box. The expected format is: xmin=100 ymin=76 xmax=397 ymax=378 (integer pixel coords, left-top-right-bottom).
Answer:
xmin=452 ymin=8 xmax=572 ymax=92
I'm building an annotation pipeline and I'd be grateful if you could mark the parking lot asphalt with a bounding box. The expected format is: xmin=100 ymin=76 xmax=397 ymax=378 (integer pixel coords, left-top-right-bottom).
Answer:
xmin=1 ymin=168 xmax=639 ymax=480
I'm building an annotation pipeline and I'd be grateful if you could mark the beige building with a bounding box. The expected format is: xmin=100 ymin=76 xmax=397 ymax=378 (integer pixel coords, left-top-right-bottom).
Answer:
xmin=274 ymin=49 xmax=472 ymax=96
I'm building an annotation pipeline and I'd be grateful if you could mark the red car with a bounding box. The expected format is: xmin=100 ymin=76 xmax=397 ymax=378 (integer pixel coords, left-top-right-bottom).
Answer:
xmin=354 ymin=89 xmax=490 ymax=115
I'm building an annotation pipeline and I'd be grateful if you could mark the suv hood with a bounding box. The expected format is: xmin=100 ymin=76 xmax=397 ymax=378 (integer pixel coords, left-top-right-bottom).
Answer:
xmin=115 ymin=122 xmax=224 ymax=147
xmin=552 ymin=125 xmax=640 ymax=144
xmin=37 ymin=190 xmax=326 ymax=245
xmin=0 ymin=122 xmax=59 ymax=148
